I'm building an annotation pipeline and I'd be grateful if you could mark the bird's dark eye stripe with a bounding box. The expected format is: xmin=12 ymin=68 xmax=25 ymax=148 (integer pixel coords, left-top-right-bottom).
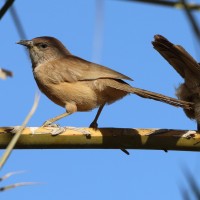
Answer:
xmin=37 ymin=43 xmax=48 ymax=48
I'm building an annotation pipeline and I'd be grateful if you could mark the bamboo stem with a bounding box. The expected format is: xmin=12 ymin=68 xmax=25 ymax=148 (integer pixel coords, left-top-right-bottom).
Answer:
xmin=0 ymin=127 xmax=199 ymax=151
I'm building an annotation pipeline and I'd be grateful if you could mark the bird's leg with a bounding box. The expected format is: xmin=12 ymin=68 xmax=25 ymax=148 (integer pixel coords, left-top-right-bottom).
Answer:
xmin=42 ymin=111 xmax=91 ymax=136
xmin=41 ymin=112 xmax=72 ymax=135
xmin=90 ymin=104 xmax=129 ymax=154
xmin=42 ymin=112 xmax=71 ymax=127
xmin=90 ymin=104 xmax=105 ymax=129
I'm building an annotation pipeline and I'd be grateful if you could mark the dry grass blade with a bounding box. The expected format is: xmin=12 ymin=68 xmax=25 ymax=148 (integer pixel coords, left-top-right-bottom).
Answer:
xmin=0 ymin=170 xmax=26 ymax=181
xmin=179 ymin=166 xmax=200 ymax=200
xmin=184 ymin=167 xmax=200 ymax=199
xmin=0 ymin=93 xmax=40 ymax=170
xmin=92 ymin=0 xmax=104 ymax=63
xmin=10 ymin=5 xmax=27 ymax=40
xmin=179 ymin=185 xmax=190 ymax=200
xmin=0 ymin=68 xmax=13 ymax=79
xmin=0 ymin=182 xmax=40 ymax=192
xmin=0 ymin=0 xmax=14 ymax=20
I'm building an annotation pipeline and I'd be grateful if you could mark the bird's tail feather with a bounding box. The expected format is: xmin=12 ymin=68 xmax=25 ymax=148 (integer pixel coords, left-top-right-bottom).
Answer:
xmin=106 ymin=79 xmax=193 ymax=110
xmin=152 ymin=34 xmax=200 ymax=77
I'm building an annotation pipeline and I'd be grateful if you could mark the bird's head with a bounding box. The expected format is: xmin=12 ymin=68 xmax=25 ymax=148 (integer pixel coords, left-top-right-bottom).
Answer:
xmin=17 ymin=36 xmax=71 ymax=66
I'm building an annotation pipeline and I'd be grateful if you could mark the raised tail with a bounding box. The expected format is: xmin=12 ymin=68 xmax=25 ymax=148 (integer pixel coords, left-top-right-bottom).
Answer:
xmin=152 ymin=34 xmax=200 ymax=78
xmin=105 ymin=79 xmax=193 ymax=110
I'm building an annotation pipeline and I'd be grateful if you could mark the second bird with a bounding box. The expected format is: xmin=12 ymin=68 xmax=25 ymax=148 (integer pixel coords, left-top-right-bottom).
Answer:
xmin=152 ymin=34 xmax=200 ymax=130
xmin=17 ymin=36 xmax=192 ymax=128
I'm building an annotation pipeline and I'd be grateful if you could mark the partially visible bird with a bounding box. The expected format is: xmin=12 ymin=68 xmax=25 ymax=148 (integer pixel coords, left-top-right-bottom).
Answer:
xmin=17 ymin=36 xmax=193 ymax=128
xmin=152 ymin=34 xmax=200 ymax=130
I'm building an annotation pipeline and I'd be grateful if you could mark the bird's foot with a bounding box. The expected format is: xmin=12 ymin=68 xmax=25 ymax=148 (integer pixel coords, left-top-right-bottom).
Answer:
xmin=48 ymin=126 xmax=66 ymax=136
xmin=41 ymin=121 xmax=65 ymax=135
xmin=89 ymin=121 xmax=98 ymax=130
xmin=67 ymin=127 xmax=91 ymax=138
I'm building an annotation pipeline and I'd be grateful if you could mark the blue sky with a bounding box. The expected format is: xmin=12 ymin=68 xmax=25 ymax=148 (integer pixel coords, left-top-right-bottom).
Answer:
xmin=1 ymin=0 xmax=200 ymax=199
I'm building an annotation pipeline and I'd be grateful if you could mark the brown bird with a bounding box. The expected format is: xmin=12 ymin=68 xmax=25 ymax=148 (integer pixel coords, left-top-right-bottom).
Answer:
xmin=17 ymin=36 xmax=192 ymax=129
xmin=152 ymin=34 xmax=200 ymax=130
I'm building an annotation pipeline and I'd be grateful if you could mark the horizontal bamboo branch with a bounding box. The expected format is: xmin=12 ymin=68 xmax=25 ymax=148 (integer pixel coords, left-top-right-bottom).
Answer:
xmin=0 ymin=126 xmax=200 ymax=151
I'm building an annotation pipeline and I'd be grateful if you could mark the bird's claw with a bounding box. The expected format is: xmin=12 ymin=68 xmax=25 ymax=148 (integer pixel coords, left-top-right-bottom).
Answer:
xmin=41 ymin=121 xmax=64 ymax=135
xmin=48 ymin=127 xmax=66 ymax=136
xmin=67 ymin=127 xmax=91 ymax=137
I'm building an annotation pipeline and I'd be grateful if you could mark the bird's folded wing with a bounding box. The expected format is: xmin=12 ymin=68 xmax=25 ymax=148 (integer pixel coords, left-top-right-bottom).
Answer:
xmin=52 ymin=55 xmax=133 ymax=82
xmin=152 ymin=34 xmax=200 ymax=78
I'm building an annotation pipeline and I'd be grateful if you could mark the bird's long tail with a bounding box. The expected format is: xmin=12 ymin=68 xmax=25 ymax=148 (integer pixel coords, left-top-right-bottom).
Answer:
xmin=105 ymin=79 xmax=193 ymax=110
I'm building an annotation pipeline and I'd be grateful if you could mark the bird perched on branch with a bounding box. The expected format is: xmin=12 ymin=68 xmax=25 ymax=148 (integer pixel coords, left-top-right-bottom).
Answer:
xmin=152 ymin=34 xmax=200 ymax=130
xmin=17 ymin=36 xmax=192 ymax=128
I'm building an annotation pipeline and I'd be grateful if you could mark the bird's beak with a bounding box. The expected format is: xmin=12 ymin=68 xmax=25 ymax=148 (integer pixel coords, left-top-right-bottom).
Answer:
xmin=16 ymin=40 xmax=33 ymax=47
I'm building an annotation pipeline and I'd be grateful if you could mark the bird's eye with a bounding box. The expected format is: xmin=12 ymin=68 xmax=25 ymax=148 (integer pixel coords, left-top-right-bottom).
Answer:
xmin=38 ymin=43 xmax=48 ymax=49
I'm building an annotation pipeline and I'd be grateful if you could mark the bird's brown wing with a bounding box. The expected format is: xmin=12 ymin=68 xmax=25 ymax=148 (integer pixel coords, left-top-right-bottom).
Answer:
xmin=152 ymin=34 xmax=200 ymax=78
xmin=52 ymin=55 xmax=133 ymax=82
